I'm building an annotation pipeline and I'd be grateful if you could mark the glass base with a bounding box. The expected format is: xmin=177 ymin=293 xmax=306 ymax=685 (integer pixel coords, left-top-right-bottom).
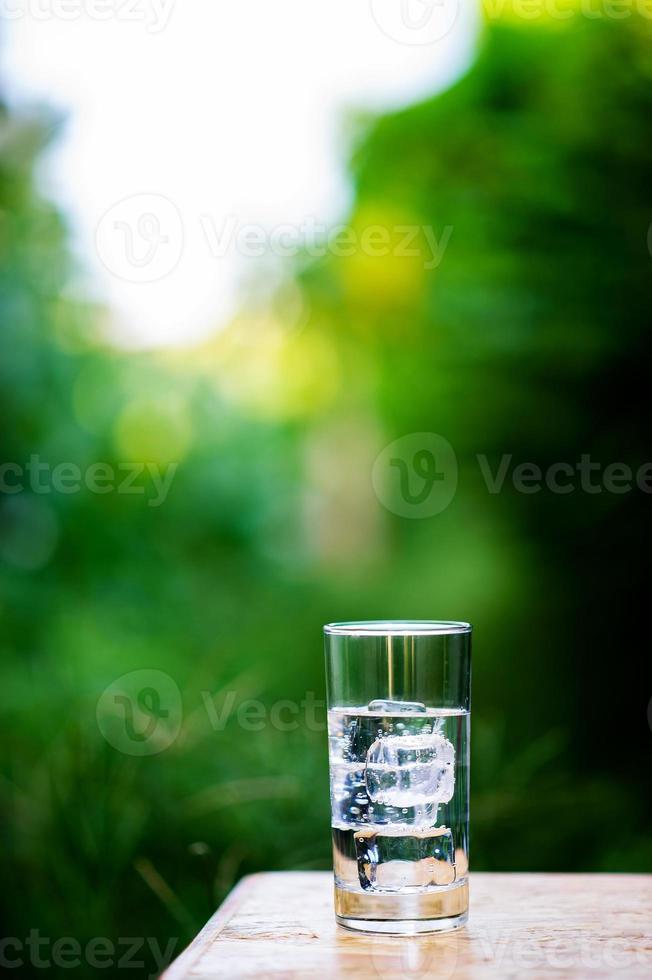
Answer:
xmin=334 ymin=879 xmax=468 ymax=935
xmin=336 ymin=912 xmax=468 ymax=935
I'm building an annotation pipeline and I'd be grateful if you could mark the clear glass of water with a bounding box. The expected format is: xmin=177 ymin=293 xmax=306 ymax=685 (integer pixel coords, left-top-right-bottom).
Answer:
xmin=324 ymin=620 xmax=472 ymax=934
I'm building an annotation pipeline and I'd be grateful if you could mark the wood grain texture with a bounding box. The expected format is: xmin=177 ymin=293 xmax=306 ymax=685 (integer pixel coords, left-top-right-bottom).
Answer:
xmin=163 ymin=872 xmax=652 ymax=979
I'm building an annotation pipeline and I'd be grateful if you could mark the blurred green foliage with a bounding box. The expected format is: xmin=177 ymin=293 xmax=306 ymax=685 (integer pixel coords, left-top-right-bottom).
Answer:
xmin=1 ymin=13 xmax=651 ymax=977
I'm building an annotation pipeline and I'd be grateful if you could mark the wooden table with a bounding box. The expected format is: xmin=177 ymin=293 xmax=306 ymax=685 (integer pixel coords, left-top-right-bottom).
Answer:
xmin=164 ymin=871 xmax=651 ymax=978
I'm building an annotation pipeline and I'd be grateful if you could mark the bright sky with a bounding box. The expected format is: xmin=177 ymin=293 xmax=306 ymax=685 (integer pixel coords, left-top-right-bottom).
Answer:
xmin=2 ymin=1 xmax=479 ymax=348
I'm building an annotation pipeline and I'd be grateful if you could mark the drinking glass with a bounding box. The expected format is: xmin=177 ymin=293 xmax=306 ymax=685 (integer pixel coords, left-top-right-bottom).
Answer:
xmin=324 ymin=620 xmax=472 ymax=934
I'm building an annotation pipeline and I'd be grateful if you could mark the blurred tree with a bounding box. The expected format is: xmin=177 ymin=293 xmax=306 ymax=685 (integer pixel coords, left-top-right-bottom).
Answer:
xmin=295 ymin=15 xmax=652 ymax=870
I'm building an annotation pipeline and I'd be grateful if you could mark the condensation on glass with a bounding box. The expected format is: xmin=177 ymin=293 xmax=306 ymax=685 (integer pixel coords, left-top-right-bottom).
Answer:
xmin=324 ymin=621 xmax=472 ymax=934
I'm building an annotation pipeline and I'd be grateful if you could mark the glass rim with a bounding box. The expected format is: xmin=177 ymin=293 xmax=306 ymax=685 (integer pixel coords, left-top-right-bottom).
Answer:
xmin=323 ymin=620 xmax=472 ymax=637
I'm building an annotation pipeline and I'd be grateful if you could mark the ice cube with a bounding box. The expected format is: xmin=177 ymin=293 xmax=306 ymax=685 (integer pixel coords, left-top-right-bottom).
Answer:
xmin=365 ymin=732 xmax=455 ymax=808
xmin=367 ymin=699 xmax=427 ymax=714
xmin=355 ymin=826 xmax=456 ymax=891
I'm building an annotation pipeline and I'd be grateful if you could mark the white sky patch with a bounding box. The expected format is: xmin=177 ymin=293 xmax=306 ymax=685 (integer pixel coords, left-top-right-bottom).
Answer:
xmin=1 ymin=1 xmax=479 ymax=348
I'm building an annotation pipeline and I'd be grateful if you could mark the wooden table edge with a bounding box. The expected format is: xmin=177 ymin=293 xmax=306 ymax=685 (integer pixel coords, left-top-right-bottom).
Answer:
xmin=162 ymin=871 xmax=652 ymax=978
xmin=162 ymin=873 xmax=265 ymax=980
